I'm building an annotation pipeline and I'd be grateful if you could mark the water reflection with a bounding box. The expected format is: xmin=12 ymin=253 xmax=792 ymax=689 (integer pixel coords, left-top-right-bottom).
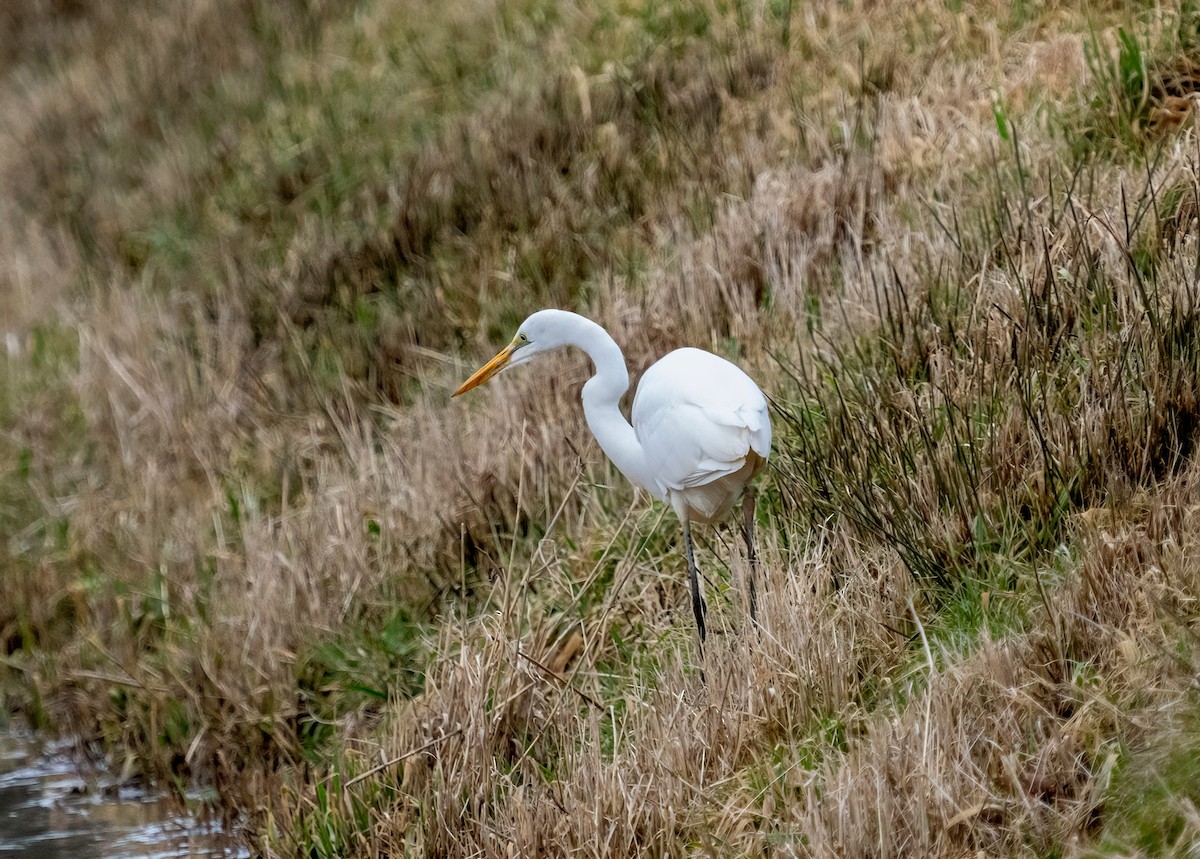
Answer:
xmin=0 ymin=730 xmax=247 ymax=858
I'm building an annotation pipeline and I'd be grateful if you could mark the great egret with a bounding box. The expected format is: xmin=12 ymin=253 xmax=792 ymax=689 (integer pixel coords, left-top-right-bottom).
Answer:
xmin=454 ymin=309 xmax=771 ymax=646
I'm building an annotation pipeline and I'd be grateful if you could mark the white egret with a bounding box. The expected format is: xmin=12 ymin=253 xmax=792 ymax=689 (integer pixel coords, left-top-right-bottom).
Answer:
xmin=453 ymin=309 xmax=771 ymax=645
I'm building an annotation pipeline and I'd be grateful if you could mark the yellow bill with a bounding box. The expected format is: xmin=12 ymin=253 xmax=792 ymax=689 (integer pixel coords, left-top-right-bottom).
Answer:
xmin=453 ymin=342 xmax=516 ymax=397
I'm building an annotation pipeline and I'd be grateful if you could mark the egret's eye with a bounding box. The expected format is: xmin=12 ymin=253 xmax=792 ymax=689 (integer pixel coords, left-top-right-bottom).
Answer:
xmin=517 ymin=333 xmax=529 ymax=344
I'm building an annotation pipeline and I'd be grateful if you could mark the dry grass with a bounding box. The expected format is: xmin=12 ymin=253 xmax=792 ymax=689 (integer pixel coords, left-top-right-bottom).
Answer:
xmin=4 ymin=0 xmax=1200 ymax=856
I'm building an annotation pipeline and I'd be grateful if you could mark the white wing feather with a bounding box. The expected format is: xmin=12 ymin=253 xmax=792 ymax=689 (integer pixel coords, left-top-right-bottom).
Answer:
xmin=631 ymin=348 xmax=771 ymax=501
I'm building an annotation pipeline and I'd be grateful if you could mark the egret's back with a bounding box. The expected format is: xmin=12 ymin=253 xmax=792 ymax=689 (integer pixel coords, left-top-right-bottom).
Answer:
xmin=631 ymin=348 xmax=771 ymax=523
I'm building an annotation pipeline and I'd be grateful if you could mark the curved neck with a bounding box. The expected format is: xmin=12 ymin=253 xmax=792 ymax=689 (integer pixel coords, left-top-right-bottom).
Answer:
xmin=557 ymin=314 xmax=653 ymax=494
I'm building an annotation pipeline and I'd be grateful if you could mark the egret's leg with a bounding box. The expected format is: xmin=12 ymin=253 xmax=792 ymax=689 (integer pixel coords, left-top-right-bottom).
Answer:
xmin=684 ymin=521 xmax=707 ymax=645
xmin=741 ymin=490 xmax=759 ymax=626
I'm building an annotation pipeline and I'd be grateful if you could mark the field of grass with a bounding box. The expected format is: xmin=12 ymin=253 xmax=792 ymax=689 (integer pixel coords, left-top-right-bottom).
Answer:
xmin=4 ymin=0 xmax=1200 ymax=855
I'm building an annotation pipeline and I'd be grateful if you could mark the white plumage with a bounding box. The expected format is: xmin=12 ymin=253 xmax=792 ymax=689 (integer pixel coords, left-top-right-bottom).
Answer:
xmin=454 ymin=309 xmax=771 ymax=646
xmin=632 ymin=347 xmax=771 ymax=524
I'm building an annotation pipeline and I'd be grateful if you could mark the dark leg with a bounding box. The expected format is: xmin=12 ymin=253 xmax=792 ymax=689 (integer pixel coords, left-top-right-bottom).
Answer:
xmin=684 ymin=520 xmax=707 ymax=646
xmin=741 ymin=490 xmax=758 ymax=626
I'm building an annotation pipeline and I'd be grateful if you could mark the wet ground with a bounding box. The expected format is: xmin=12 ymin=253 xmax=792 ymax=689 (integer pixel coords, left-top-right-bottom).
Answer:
xmin=0 ymin=729 xmax=248 ymax=858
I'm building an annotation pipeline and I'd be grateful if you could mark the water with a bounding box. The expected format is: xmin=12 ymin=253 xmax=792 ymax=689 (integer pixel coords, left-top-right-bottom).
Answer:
xmin=0 ymin=730 xmax=248 ymax=858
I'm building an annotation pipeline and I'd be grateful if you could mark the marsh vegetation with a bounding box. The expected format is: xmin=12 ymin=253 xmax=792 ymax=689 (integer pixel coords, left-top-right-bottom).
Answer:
xmin=4 ymin=0 xmax=1200 ymax=855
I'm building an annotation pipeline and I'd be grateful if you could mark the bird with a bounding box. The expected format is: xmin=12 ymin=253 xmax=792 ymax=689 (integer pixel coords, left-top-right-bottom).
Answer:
xmin=453 ymin=309 xmax=771 ymax=647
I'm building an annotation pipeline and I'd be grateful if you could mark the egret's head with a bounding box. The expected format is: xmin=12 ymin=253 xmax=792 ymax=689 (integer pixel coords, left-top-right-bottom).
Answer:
xmin=452 ymin=310 xmax=567 ymax=397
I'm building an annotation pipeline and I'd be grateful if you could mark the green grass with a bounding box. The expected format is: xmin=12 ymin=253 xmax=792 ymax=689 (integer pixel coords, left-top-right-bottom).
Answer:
xmin=5 ymin=0 xmax=1200 ymax=855
xmin=1093 ymin=700 xmax=1200 ymax=856
xmin=1067 ymin=3 xmax=1200 ymax=161
xmin=297 ymin=608 xmax=431 ymax=757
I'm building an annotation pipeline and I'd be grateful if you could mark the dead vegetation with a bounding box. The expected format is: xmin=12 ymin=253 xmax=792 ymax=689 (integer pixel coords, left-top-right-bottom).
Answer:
xmin=4 ymin=0 xmax=1200 ymax=856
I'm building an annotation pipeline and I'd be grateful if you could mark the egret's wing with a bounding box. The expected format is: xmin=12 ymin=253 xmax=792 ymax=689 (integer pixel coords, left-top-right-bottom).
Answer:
xmin=632 ymin=348 xmax=771 ymax=496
